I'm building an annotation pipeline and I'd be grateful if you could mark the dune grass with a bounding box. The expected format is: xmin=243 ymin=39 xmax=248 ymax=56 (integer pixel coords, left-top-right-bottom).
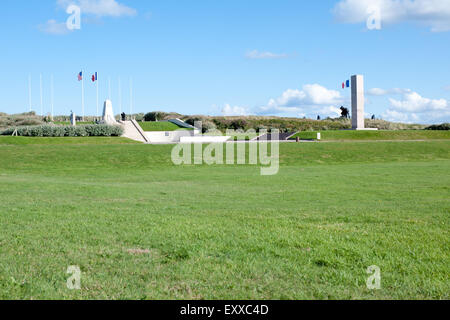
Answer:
xmin=0 ymin=138 xmax=448 ymax=299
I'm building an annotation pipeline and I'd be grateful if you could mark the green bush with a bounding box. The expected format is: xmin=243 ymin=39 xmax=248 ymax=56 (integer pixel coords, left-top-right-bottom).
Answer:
xmin=185 ymin=117 xmax=203 ymax=127
xmin=134 ymin=113 xmax=145 ymax=122
xmin=230 ymin=119 xmax=248 ymax=130
xmin=425 ymin=123 xmax=450 ymax=130
xmin=144 ymin=112 xmax=169 ymax=122
xmin=64 ymin=126 xmax=87 ymax=137
xmin=0 ymin=125 xmax=123 ymax=137
xmin=84 ymin=125 xmax=123 ymax=136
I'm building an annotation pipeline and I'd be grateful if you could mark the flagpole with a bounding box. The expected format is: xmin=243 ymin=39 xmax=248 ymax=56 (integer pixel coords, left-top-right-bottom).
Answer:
xmin=40 ymin=74 xmax=43 ymax=116
xmin=82 ymin=72 xmax=85 ymax=121
xmin=96 ymin=73 xmax=99 ymax=118
xmin=129 ymin=77 xmax=133 ymax=119
xmin=28 ymin=74 xmax=32 ymax=112
xmin=118 ymin=77 xmax=122 ymax=115
xmin=51 ymin=74 xmax=54 ymax=120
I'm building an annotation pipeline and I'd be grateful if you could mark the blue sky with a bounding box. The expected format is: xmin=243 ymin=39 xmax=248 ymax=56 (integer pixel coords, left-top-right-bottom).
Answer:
xmin=1 ymin=0 xmax=449 ymax=123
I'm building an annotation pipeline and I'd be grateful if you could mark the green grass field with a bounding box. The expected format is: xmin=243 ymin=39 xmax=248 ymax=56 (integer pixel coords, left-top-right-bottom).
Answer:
xmin=290 ymin=130 xmax=450 ymax=141
xmin=138 ymin=121 xmax=191 ymax=132
xmin=0 ymin=136 xmax=449 ymax=299
xmin=0 ymin=136 xmax=140 ymax=146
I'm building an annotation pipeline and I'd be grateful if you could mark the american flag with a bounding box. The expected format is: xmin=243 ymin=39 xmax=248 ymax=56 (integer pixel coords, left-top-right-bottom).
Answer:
xmin=78 ymin=71 xmax=83 ymax=81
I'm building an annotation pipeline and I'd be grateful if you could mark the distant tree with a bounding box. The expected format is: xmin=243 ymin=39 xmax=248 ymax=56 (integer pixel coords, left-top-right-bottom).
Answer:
xmin=201 ymin=120 xmax=217 ymax=133
xmin=340 ymin=106 xmax=350 ymax=119
xmin=371 ymin=114 xmax=376 ymax=120
xmin=43 ymin=114 xmax=52 ymax=123
xmin=144 ymin=112 xmax=167 ymax=122
xmin=425 ymin=123 xmax=450 ymax=130
xmin=230 ymin=119 xmax=248 ymax=130
xmin=144 ymin=112 xmax=157 ymax=122
xmin=317 ymin=115 xmax=321 ymax=120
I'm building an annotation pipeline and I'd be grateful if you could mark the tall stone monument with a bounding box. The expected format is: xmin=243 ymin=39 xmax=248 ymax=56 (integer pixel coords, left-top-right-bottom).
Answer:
xmin=70 ymin=111 xmax=76 ymax=126
xmin=351 ymin=75 xmax=365 ymax=130
xmin=102 ymin=100 xmax=117 ymax=125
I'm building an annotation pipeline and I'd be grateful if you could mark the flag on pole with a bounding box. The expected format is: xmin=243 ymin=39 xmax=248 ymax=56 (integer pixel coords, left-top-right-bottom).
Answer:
xmin=78 ymin=71 xmax=84 ymax=120
xmin=346 ymin=80 xmax=350 ymax=88
xmin=342 ymin=82 xmax=345 ymax=89
xmin=93 ymin=72 xmax=99 ymax=117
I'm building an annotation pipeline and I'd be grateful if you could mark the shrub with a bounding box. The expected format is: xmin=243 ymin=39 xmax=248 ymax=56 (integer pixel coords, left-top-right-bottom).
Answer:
xmin=0 ymin=124 xmax=123 ymax=137
xmin=230 ymin=119 xmax=248 ymax=130
xmin=425 ymin=123 xmax=450 ymax=130
xmin=64 ymin=126 xmax=87 ymax=137
xmin=185 ymin=117 xmax=209 ymax=131
xmin=185 ymin=119 xmax=217 ymax=133
xmin=134 ymin=113 xmax=145 ymax=122
xmin=256 ymin=125 xmax=268 ymax=133
xmin=201 ymin=120 xmax=216 ymax=133
xmin=84 ymin=124 xmax=123 ymax=136
xmin=144 ymin=112 xmax=169 ymax=122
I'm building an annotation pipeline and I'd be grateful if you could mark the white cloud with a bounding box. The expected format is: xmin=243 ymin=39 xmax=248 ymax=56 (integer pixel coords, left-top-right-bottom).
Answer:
xmin=245 ymin=50 xmax=288 ymax=59
xmin=40 ymin=0 xmax=136 ymax=34
xmin=381 ymin=109 xmax=416 ymax=123
xmin=367 ymin=88 xmax=411 ymax=96
xmin=221 ymin=104 xmax=250 ymax=116
xmin=333 ymin=0 xmax=450 ymax=32
xmin=302 ymin=84 xmax=343 ymax=105
xmin=382 ymin=91 xmax=450 ymax=123
xmin=389 ymin=91 xmax=447 ymax=112
xmin=38 ymin=20 xmax=72 ymax=35
xmin=367 ymin=88 xmax=389 ymax=96
xmin=257 ymin=84 xmax=345 ymax=118
xmin=318 ymin=106 xmax=343 ymax=117
xmin=57 ymin=0 xmax=137 ymax=17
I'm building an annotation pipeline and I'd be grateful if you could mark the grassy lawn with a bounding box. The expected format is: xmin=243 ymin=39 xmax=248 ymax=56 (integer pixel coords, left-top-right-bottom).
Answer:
xmin=138 ymin=121 xmax=191 ymax=132
xmin=0 ymin=136 xmax=140 ymax=146
xmin=289 ymin=130 xmax=450 ymax=141
xmin=231 ymin=132 xmax=259 ymax=141
xmin=199 ymin=131 xmax=258 ymax=141
xmin=0 ymin=137 xmax=448 ymax=299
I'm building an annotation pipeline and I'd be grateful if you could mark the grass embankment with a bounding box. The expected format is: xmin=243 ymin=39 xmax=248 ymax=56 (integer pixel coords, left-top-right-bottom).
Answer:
xmin=290 ymin=130 xmax=450 ymax=141
xmin=138 ymin=121 xmax=191 ymax=132
xmin=0 ymin=138 xmax=448 ymax=299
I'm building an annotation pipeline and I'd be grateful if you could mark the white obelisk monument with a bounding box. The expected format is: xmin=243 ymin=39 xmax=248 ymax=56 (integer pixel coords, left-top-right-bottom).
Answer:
xmin=102 ymin=100 xmax=117 ymax=125
xmin=351 ymin=74 xmax=365 ymax=130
